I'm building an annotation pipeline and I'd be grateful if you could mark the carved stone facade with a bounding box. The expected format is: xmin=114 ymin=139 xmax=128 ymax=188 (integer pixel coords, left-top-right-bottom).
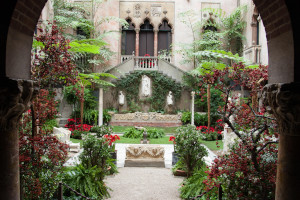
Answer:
xmin=126 ymin=145 xmax=164 ymax=159
xmin=262 ymin=83 xmax=300 ymax=136
xmin=120 ymin=1 xmax=175 ymax=30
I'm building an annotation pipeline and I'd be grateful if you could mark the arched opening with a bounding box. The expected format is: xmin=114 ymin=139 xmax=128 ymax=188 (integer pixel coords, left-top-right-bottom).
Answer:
xmin=158 ymin=20 xmax=172 ymax=54
xmin=139 ymin=19 xmax=154 ymax=56
xmin=121 ymin=19 xmax=136 ymax=55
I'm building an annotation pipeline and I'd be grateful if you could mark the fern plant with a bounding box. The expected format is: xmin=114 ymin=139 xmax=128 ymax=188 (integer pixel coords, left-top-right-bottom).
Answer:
xmin=62 ymin=164 xmax=111 ymax=199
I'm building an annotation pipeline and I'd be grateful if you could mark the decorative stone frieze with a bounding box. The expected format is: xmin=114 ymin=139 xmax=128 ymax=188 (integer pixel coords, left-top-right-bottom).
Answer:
xmin=0 ymin=78 xmax=37 ymax=131
xmin=262 ymin=82 xmax=300 ymax=136
xmin=111 ymin=112 xmax=182 ymax=122
xmin=126 ymin=145 xmax=164 ymax=159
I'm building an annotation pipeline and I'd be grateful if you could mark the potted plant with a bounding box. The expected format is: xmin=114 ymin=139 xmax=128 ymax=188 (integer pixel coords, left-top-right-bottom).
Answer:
xmin=169 ymin=136 xmax=179 ymax=166
xmin=104 ymin=134 xmax=120 ymax=165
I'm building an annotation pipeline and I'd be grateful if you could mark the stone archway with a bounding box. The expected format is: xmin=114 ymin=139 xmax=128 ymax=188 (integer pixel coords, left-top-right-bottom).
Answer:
xmin=0 ymin=0 xmax=299 ymax=199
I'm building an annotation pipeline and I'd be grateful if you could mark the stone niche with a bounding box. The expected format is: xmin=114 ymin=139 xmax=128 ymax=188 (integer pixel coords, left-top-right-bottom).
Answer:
xmin=120 ymin=1 xmax=175 ymax=29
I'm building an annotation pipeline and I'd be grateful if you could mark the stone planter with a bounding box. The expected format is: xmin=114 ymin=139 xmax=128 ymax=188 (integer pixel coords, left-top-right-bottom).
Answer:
xmin=110 ymin=151 xmax=117 ymax=165
xmin=172 ymin=152 xmax=179 ymax=166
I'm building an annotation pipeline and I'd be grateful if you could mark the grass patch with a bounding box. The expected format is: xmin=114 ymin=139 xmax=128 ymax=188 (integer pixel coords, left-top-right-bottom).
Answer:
xmin=199 ymin=139 xmax=223 ymax=151
xmin=70 ymin=138 xmax=83 ymax=147
xmin=70 ymin=135 xmax=223 ymax=151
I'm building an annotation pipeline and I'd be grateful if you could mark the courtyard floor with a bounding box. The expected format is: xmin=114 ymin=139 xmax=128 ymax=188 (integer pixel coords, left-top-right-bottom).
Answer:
xmin=105 ymin=167 xmax=184 ymax=200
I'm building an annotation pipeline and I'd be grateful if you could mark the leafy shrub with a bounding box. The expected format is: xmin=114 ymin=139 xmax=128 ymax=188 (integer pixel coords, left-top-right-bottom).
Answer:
xmin=146 ymin=128 xmax=165 ymax=139
xmin=196 ymin=126 xmax=222 ymax=141
xmin=41 ymin=118 xmax=58 ymax=133
xmin=91 ymin=125 xmax=113 ymax=138
xmin=70 ymin=130 xmax=88 ymax=139
xmin=123 ymin=127 xmax=143 ymax=139
xmin=79 ymin=135 xmax=112 ymax=170
xmin=174 ymin=125 xmax=208 ymax=177
xmin=181 ymin=111 xmax=208 ymax=126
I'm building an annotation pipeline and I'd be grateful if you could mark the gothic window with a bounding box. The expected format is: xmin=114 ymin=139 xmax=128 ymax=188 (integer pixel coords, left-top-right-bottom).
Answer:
xmin=158 ymin=20 xmax=172 ymax=54
xmin=121 ymin=19 xmax=136 ymax=55
xmin=139 ymin=19 xmax=154 ymax=56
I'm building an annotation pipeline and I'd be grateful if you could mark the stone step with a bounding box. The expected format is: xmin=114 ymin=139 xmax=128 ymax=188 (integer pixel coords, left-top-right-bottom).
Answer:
xmin=124 ymin=159 xmax=165 ymax=168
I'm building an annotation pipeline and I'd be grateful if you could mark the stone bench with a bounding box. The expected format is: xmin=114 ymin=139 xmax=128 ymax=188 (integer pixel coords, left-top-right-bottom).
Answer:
xmin=124 ymin=145 xmax=165 ymax=167
xmin=53 ymin=127 xmax=80 ymax=152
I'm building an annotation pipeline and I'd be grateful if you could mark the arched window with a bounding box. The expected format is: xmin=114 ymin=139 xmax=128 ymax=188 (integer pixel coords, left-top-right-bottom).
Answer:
xmin=158 ymin=20 xmax=172 ymax=54
xmin=121 ymin=19 xmax=136 ymax=55
xmin=139 ymin=19 xmax=154 ymax=56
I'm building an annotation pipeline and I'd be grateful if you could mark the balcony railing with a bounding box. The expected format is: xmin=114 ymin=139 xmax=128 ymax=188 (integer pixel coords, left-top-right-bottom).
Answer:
xmin=134 ymin=56 xmax=158 ymax=70
xmin=243 ymin=45 xmax=261 ymax=64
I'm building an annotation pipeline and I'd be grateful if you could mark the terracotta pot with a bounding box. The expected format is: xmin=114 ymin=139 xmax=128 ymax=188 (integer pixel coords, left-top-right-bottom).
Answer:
xmin=173 ymin=169 xmax=187 ymax=177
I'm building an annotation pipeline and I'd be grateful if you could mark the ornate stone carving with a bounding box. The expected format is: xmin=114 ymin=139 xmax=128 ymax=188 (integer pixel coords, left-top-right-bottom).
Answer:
xmin=133 ymin=4 xmax=141 ymax=18
xmin=262 ymin=83 xmax=300 ymax=136
xmin=0 ymin=78 xmax=37 ymax=131
xmin=151 ymin=5 xmax=162 ymax=17
xmin=126 ymin=145 xmax=164 ymax=159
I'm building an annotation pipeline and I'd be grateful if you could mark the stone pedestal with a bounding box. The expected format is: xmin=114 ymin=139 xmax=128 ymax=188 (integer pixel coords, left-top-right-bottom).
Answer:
xmin=262 ymin=82 xmax=300 ymax=200
xmin=0 ymin=78 xmax=36 ymax=200
xmin=125 ymin=145 xmax=165 ymax=167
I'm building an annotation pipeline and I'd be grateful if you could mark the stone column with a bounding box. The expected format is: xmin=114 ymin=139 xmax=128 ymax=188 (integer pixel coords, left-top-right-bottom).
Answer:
xmin=154 ymin=28 xmax=159 ymax=57
xmin=171 ymin=29 xmax=174 ymax=63
xmin=262 ymin=82 xmax=300 ymax=200
xmin=191 ymin=91 xmax=195 ymax=126
xmin=135 ymin=28 xmax=140 ymax=57
xmin=0 ymin=78 xmax=36 ymax=200
xmin=98 ymin=87 xmax=103 ymax=126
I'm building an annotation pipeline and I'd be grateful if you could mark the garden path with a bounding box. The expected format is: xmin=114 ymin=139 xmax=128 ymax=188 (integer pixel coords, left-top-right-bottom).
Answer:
xmin=105 ymin=167 xmax=184 ymax=200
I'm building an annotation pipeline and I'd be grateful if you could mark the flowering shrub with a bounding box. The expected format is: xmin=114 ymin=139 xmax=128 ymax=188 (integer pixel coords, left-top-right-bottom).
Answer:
xmin=92 ymin=125 xmax=113 ymax=138
xmin=196 ymin=126 xmax=222 ymax=141
xmin=19 ymin=110 xmax=68 ymax=199
xmin=64 ymin=118 xmax=92 ymax=132
xmin=104 ymin=134 xmax=120 ymax=151
xmin=204 ymin=140 xmax=278 ymax=199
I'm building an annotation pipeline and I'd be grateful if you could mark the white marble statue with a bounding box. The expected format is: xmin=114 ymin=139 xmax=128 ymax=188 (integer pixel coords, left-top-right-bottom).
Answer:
xmin=141 ymin=75 xmax=151 ymax=97
xmin=167 ymin=91 xmax=173 ymax=105
xmin=119 ymin=91 xmax=125 ymax=105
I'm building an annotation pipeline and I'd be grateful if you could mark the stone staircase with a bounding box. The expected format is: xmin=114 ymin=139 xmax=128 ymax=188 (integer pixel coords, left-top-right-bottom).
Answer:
xmin=105 ymin=56 xmax=187 ymax=84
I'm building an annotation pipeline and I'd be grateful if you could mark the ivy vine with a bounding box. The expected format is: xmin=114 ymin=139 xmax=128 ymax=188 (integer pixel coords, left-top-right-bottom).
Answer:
xmin=115 ymin=71 xmax=183 ymax=112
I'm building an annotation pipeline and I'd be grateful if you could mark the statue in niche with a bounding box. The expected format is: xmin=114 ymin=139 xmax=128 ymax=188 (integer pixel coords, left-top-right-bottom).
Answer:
xmin=119 ymin=91 xmax=125 ymax=106
xmin=167 ymin=91 xmax=173 ymax=106
xmin=141 ymin=75 xmax=151 ymax=97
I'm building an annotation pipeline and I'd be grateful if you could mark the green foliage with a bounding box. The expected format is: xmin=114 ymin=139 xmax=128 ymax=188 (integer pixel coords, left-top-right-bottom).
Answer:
xmin=79 ymin=135 xmax=112 ymax=170
xmin=70 ymin=129 xmax=87 ymax=139
xmin=180 ymin=166 xmax=217 ymax=200
xmin=115 ymin=71 xmax=183 ymax=112
xmin=181 ymin=112 xmax=208 ymax=126
xmin=174 ymin=125 xmax=208 ymax=177
xmin=146 ymin=128 xmax=165 ymax=139
xmin=41 ymin=119 xmax=58 ymax=133
xmin=123 ymin=127 xmax=143 ymax=139
xmin=62 ymin=164 xmax=111 ymax=199
xmin=91 ymin=125 xmax=113 ymax=138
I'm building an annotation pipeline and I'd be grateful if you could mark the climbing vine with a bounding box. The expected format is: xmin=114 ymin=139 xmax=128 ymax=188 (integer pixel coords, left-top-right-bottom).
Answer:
xmin=115 ymin=71 xmax=183 ymax=112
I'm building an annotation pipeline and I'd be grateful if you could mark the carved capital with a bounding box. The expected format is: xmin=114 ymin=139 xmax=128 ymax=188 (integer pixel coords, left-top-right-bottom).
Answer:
xmin=262 ymin=82 xmax=300 ymax=136
xmin=0 ymin=78 xmax=38 ymax=131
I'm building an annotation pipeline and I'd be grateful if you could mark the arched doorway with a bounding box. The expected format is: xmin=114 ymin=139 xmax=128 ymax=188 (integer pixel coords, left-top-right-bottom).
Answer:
xmin=139 ymin=19 xmax=154 ymax=56
xmin=158 ymin=20 xmax=172 ymax=54
xmin=121 ymin=19 xmax=136 ymax=56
